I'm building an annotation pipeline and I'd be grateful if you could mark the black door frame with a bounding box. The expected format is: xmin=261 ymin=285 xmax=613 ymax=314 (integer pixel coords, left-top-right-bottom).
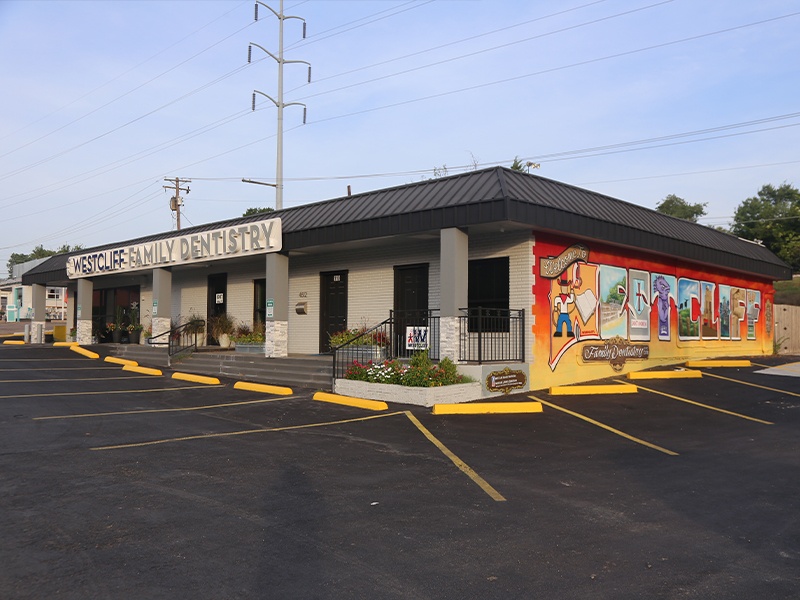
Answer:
xmin=319 ymin=270 xmax=348 ymax=352
xmin=207 ymin=273 xmax=227 ymax=345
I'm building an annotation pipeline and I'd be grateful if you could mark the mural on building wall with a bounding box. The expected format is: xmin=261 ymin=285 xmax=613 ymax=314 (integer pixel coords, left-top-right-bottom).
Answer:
xmin=747 ymin=290 xmax=761 ymax=340
xmin=651 ymin=274 xmax=676 ymax=341
xmin=701 ymin=281 xmax=717 ymax=339
xmin=628 ymin=269 xmax=650 ymax=341
xmin=719 ymin=285 xmax=731 ymax=339
xmin=731 ymin=287 xmax=746 ymax=340
xmin=599 ymin=266 xmax=628 ymax=340
xmin=541 ymin=245 xmax=600 ymax=370
xmin=678 ymin=279 xmax=700 ymax=340
xmin=538 ymin=240 xmax=772 ymax=373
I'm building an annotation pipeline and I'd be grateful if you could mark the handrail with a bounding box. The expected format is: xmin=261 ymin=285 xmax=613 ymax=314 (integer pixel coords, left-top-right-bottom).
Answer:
xmin=331 ymin=318 xmax=393 ymax=380
xmin=148 ymin=319 xmax=205 ymax=356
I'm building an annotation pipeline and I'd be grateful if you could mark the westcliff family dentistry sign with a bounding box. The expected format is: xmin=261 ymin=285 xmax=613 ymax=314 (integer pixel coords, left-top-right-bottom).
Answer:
xmin=66 ymin=218 xmax=281 ymax=279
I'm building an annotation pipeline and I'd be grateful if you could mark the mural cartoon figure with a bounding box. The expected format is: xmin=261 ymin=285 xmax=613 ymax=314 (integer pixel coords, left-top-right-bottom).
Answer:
xmin=553 ymin=269 xmax=578 ymax=337
xmin=653 ymin=275 xmax=671 ymax=338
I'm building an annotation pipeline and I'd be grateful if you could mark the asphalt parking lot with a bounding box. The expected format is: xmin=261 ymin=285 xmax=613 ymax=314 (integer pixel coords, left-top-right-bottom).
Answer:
xmin=1 ymin=344 xmax=799 ymax=599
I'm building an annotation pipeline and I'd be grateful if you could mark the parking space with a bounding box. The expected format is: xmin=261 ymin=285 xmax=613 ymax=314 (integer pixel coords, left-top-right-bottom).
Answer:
xmin=2 ymin=345 xmax=799 ymax=599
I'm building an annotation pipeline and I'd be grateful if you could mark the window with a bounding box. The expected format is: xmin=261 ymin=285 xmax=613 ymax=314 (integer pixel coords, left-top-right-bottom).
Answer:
xmin=254 ymin=279 xmax=266 ymax=325
xmin=468 ymin=257 xmax=510 ymax=332
xmin=47 ymin=287 xmax=63 ymax=300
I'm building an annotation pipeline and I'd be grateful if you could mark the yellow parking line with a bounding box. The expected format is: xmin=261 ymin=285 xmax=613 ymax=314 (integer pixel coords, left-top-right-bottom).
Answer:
xmin=532 ymin=395 xmax=678 ymax=456
xmin=34 ymin=396 xmax=296 ymax=420
xmin=404 ymin=411 xmax=506 ymax=502
xmin=90 ymin=411 xmax=406 ymax=450
xmin=614 ymin=380 xmax=773 ymax=425
xmin=0 ymin=384 xmax=223 ymax=401
xmin=702 ymin=371 xmax=800 ymax=398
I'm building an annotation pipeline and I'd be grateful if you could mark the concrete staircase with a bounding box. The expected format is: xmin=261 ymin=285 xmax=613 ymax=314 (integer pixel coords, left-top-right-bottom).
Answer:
xmin=106 ymin=344 xmax=334 ymax=391
xmin=172 ymin=352 xmax=334 ymax=392
xmin=109 ymin=343 xmax=171 ymax=368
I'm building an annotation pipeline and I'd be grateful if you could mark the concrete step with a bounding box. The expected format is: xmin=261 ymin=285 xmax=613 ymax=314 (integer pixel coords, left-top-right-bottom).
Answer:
xmin=173 ymin=353 xmax=334 ymax=391
xmin=108 ymin=344 xmax=170 ymax=368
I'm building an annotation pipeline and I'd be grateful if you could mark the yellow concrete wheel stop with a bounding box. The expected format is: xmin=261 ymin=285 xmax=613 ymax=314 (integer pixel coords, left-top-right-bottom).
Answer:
xmin=432 ymin=401 xmax=543 ymax=415
xmin=173 ymin=372 xmax=221 ymax=385
xmin=313 ymin=391 xmax=388 ymax=411
xmin=549 ymin=383 xmax=638 ymax=395
xmin=122 ymin=364 xmax=162 ymax=376
xmin=70 ymin=345 xmax=99 ymax=359
xmin=234 ymin=381 xmax=293 ymax=396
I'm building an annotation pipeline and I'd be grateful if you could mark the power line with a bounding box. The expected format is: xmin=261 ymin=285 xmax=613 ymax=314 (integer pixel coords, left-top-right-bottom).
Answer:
xmin=287 ymin=0 xmax=611 ymax=92
xmin=0 ymin=4 xmax=254 ymax=162
xmin=292 ymin=1 xmax=673 ymax=103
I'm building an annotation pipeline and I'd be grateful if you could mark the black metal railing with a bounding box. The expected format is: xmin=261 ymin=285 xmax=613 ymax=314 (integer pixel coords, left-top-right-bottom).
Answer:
xmin=148 ymin=319 xmax=205 ymax=356
xmin=331 ymin=310 xmax=440 ymax=380
xmin=458 ymin=307 xmax=524 ymax=363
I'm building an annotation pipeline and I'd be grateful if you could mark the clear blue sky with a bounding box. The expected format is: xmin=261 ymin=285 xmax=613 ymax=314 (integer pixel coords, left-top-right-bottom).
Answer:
xmin=1 ymin=0 xmax=798 ymax=276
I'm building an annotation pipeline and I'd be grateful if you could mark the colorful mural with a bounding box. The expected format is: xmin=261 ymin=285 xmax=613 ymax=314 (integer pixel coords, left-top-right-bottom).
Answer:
xmin=651 ymin=274 xmax=675 ymax=341
xmin=678 ymin=279 xmax=700 ymax=340
xmin=536 ymin=237 xmax=774 ymax=377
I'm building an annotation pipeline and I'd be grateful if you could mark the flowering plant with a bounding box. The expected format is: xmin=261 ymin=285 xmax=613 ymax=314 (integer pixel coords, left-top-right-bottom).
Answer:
xmin=344 ymin=351 xmax=468 ymax=387
xmin=329 ymin=326 xmax=388 ymax=347
xmin=106 ymin=323 xmax=117 ymax=332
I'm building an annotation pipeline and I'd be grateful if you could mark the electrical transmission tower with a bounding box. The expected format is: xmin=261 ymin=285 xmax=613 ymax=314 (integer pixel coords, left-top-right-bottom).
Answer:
xmin=164 ymin=177 xmax=191 ymax=230
xmin=248 ymin=0 xmax=310 ymax=211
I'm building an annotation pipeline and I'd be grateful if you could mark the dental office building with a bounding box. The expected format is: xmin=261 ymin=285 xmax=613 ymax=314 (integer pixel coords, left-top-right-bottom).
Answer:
xmin=21 ymin=167 xmax=791 ymax=392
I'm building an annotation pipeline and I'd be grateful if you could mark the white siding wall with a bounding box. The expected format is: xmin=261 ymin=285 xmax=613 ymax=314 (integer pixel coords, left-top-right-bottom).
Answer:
xmin=142 ymin=231 xmax=534 ymax=358
xmin=288 ymin=239 xmax=440 ymax=354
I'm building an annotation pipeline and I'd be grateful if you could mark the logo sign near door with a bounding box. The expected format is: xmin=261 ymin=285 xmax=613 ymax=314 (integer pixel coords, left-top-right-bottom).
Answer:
xmin=405 ymin=326 xmax=429 ymax=350
xmin=215 ymin=293 xmax=224 ymax=304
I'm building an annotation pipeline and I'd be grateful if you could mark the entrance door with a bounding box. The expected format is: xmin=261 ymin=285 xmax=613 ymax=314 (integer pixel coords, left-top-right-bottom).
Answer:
xmin=394 ymin=264 xmax=429 ymax=356
xmin=207 ymin=273 xmax=227 ymax=345
xmin=320 ymin=270 xmax=348 ymax=352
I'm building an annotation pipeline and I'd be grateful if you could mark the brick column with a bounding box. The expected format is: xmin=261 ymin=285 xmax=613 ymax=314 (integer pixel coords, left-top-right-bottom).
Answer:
xmin=265 ymin=253 xmax=289 ymax=357
xmin=440 ymin=228 xmax=468 ymax=361
xmin=151 ymin=268 xmax=173 ymax=339
xmin=75 ymin=278 xmax=93 ymax=345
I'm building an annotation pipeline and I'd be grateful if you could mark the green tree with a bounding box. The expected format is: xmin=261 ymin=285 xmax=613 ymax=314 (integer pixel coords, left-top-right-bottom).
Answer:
xmin=655 ymin=194 xmax=707 ymax=222
xmin=510 ymin=156 xmax=526 ymax=172
xmin=242 ymin=207 xmax=274 ymax=217
xmin=731 ymin=183 xmax=800 ymax=271
xmin=6 ymin=244 xmax=83 ymax=277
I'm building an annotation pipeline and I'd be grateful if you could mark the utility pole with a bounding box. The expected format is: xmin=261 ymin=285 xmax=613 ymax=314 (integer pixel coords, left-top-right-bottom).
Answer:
xmin=249 ymin=0 xmax=310 ymax=210
xmin=164 ymin=177 xmax=191 ymax=230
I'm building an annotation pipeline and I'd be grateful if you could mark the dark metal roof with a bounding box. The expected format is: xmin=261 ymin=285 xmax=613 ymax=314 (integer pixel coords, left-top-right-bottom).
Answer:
xmin=23 ymin=167 xmax=791 ymax=284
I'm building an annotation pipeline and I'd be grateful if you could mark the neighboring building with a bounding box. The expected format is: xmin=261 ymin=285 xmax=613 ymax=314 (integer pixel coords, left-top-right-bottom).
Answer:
xmin=22 ymin=168 xmax=790 ymax=392
xmin=2 ymin=258 xmax=67 ymax=322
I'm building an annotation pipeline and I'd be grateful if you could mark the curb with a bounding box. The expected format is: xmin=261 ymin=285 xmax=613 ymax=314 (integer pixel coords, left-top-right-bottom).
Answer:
xmin=313 ymin=391 xmax=388 ymax=411
xmin=53 ymin=341 xmax=79 ymax=347
xmin=549 ymin=383 xmax=638 ymax=396
xmin=70 ymin=345 xmax=99 ymax=359
xmin=233 ymin=381 xmax=293 ymax=396
xmin=685 ymin=359 xmax=752 ymax=368
xmin=173 ymin=372 xmax=221 ymax=385
xmin=432 ymin=401 xmax=543 ymax=415
xmin=627 ymin=370 xmax=703 ymax=380
xmin=104 ymin=356 xmax=138 ymax=367
xmin=122 ymin=364 xmax=162 ymax=376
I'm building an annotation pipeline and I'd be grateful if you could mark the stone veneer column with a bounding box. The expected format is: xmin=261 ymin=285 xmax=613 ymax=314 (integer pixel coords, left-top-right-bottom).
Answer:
xmin=439 ymin=228 xmax=469 ymax=361
xmin=75 ymin=278 xmax=93 ymax=345
xmin=265 ymin=253 xmax=289 ymax=358
xmin=151 ymin=268 xmax=173 ymax=338
xmin=30 ymin=283 xmax=47 ymax=344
